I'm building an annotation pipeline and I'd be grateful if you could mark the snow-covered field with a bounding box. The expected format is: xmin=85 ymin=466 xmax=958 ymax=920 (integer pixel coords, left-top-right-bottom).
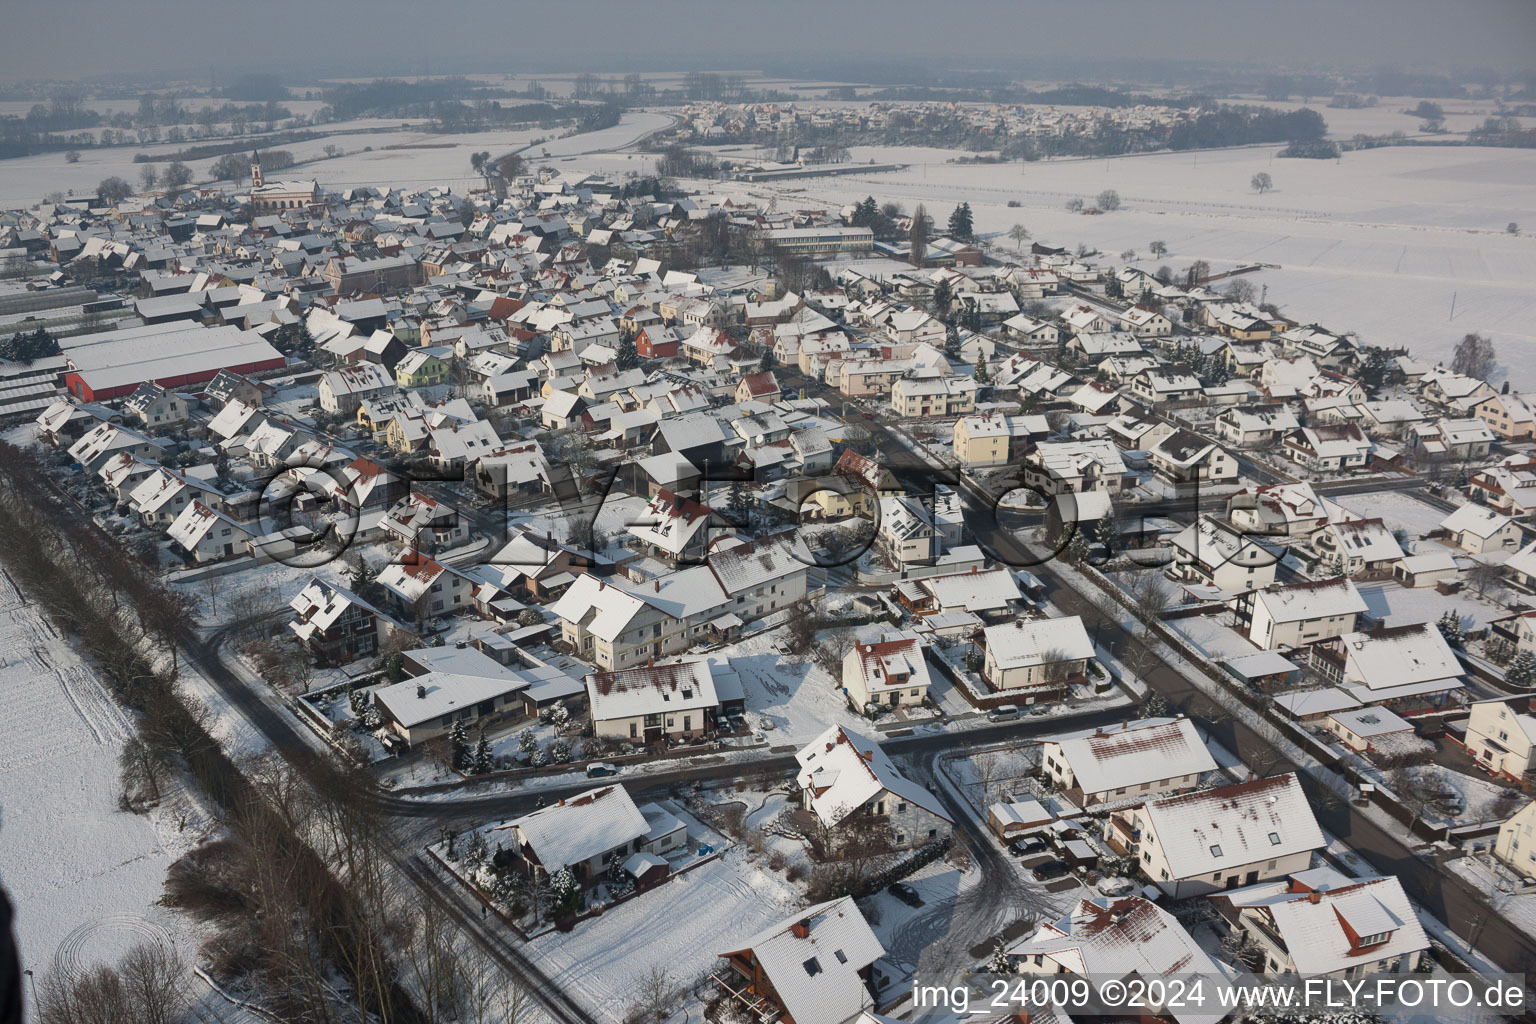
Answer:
xmin=1328 ymin=490 xmax=1451 ymax=539
xmin=0 ymin=570 xmax=206 ymax=983
xmin=565 ymin=141 xmax=1536 ymax=387
xmin=0 ymin=109 xmax=673 ymax=209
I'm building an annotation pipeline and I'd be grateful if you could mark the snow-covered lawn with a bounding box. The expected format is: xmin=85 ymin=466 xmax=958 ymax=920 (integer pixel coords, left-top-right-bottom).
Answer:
xmin=1326 ymin=490 xmax=1449 ymax=540
xmin=0 ymin=572 xmax=212 ymax=984
xmin=711 ymin=629 xmax=869 ymax=745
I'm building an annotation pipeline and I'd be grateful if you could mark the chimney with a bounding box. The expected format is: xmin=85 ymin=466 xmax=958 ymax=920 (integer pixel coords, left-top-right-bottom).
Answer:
xmin=456 ymin=640 xmax=467 ymax=649
xmin=416 ymin=685 xmax=426 ymax=699
xmin=1248 ymin=771 xmax=1257 ymax=783
xmin=647 ymin=656 xmax=655 ymax=668
xmin=654 ymin=580 xmax=660 ymax=592
xmin=1308 ymin=890 xmax=1321 ymax=904
xmin=791 ymin=919 xmax=811 ymax=939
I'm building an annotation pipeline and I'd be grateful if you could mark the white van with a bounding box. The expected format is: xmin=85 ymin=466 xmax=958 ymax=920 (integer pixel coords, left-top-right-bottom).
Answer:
xmin=987 ymin=704 xmax=1020 ymax=722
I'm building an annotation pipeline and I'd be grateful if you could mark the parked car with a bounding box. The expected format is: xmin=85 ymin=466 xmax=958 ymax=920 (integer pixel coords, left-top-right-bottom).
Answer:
xmin=887 ymin=882 xmax=924 ymax=908
xmin=988 ymin=704 xmax=1021 ymax=722
xmin=1009 ymin=835 xmax=1049 ymax=857
xmin=1031 ymin=860 xmax=1070 ymax=882
xmin=585 ymin=762 xmax=621 ymax=778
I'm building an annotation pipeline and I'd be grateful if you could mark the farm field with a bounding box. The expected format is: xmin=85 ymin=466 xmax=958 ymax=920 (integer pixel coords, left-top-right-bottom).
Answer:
xmin=573 ymin=141 xmax=1536 ymax=387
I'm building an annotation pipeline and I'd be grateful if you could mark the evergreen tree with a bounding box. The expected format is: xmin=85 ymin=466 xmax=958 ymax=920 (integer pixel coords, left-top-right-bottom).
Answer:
xmin=975 ymin=353 xmax=991 ymax=385
xmin=450 ymin=720 xmax=471 ymax=771
xmin=1436 ymin=610 xmax=1465 ymax=650
xmin=932 ymin=278 xmax=952 ymax=318
xmin=473 ymin=727 xmax=493 ymax=774
xmin=1508 ymin=649 xmax=1536 ymax=688
xmin=987 ymin=940 xmax=1012 ymax=975
xmin=518 ymin=727 xmax=539 ymax=754
xmin=616 ymin=332 xmax=640 ymax=370
xmin=947 ymin=202 xmax=974 ymax=242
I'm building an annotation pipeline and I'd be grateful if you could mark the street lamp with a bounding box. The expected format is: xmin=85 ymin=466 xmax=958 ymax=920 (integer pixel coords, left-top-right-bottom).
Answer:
xmin=23 ymin=968 xmax=39 ymax=1021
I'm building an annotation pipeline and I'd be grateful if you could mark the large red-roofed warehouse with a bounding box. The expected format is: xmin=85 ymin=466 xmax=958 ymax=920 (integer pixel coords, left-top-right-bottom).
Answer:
xmin=61 ymin=322 xmax=286 ymax=402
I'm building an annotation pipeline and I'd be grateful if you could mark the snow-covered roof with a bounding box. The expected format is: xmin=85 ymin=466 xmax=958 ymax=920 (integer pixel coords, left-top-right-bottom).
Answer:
xmin=1046 ymin=716 xmax=1217 ymax=795
xmin=1007 ymin=896 xmax=1229 ymax=1023
xmin=1272 ymin=687 xmax=1360 ymax=718
xmin=372 ymin=667 xmax=529 ymax=729
xmin=983 ymin=616 xmax=1094 ymax=670
xmin=1440 ymin=503 xmax=1514 ymax=539
xmin=1221 ymin=874 xmax=1427 ymax=978
xmin=795 ymin=724 xmax=951 ymax=829
xmin=585 ymin=659 xmax=717 ymax=723
xmin=719 ymin=897 xmax=884 ymax=1024
xmin=496 ymin=785 xmax=649 ymax=873
xmin=1141 ymin=773 xmax=1324 ymax=879
xmin=918 ymin=567 xmax=1022 ymax=612
xmin=1252 ymin=577 xmax=1367 ymax=624
xmin=1338 ymin=623 xmax=1464 ymax=692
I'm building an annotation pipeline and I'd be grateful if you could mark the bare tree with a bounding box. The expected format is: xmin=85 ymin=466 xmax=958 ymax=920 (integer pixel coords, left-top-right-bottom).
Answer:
xmin=1465 ymin=561 xmax=1504 ymax=600
xmin=1451 ymin=332 xmax=1498 ymax=382
xmin=1250 ymin=172 xmax=1274 ymax=194
xmin=1008 ymin=223 xmax=1031 ymax=251
xmin=1095 ymin=189 xmax=1121 ymax=212
xmin=198 ymin=571 xmax=226 ymax=617
xmin=1225 ymin=278 xmax=1258 ymax=305
xmin=909 ymin=204 xmax=930 ymax=268
xmin=633 ymin=964 xmax=673 ymax=1024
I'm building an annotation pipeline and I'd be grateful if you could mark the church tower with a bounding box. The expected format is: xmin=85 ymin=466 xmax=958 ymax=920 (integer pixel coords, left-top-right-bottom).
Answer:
xmin=250 ymin=150 xmax=264 ymax=190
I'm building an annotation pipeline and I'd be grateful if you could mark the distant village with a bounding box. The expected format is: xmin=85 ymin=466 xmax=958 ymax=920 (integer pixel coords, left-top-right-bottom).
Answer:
xmin=4 ymin=142 xmax=1536 ymax=1024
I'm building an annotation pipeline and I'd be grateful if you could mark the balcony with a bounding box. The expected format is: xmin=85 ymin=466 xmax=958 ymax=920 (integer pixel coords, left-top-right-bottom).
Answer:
xmin=710 ymin=969 xmax=782 ymax=1024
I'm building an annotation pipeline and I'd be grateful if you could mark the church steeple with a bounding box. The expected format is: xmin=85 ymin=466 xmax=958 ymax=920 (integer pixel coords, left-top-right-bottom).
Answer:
xmin=250 ymin=150 xmax=263 ymax=189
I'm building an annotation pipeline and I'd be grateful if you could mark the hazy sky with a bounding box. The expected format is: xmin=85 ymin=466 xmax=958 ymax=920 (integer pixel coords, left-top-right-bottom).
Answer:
xmin=4 ymin=0 xmax=1534 ymax=83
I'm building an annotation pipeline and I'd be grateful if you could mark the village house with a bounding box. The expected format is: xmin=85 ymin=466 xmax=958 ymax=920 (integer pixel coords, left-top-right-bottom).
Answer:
xmin=1022 ymin=439 xmax=1129 ymax=496
xmin=1146 ymin=429 xmax=1238 ymax=489
xmin=795 ymin=724 xmax=953 ymax=850
xmin=585 ymin=659 xmax=720 ymax=744
xmin=492 ymin=784 xmax=684 ymax=884
xmin=1282 ymin=425 xmax=1371 ymax=473
xmin=1168 ymin=516 xmax=1283 ymax=592
xmin=951 ymin=412 xmax=1044 ymax=468
xmin=376 ymin=554 xmax=474 ymax=624
xmin=1473 ymin=391 xmax=1536 ymax=440
xmin=1039 ymin=716 xmax=1217 ymax=807
xmin=318 ymin=362 xmax=396 ymax=414
xmin=1493 ymin=800 xmax=1536 ymax=879
xmin=1105 ymin=412 xmax=1175 ymax=452
xmin=1309 ymin=622 xmax=1465 ymax=710
xmin=1230 ymin=577 xmax=1367 ymax=650
xmin=1130 ymin=368 xmax=1204 ymax=407
xmin=1108 ymin=773 xmax=1325 ymax=898
xmin=1469 ymin=454 xmax=1536 ymax=516
xmin=889 ymin=374 xmax=977 ymax=418
xmin=1440 ymin=504 xmax=1522 ymax=555
xmin=713 ymin=897 xmax=885 ymax=1024
xmin=841 ymin=630 xmax=932 ymax=710
xmin=1211 ymin=868 xmax=1427 ymax=978
xmin=1463 ymin=698 xmax=1536 ymax=781
xmin=1226 ymin=481 xmax=1328 ymax=539
xmin=287 ymin=576 xmax=389 ymax=665
xmin=380 ymin=493 xmax=471 ymax=554
xmin=167 ymin=501 xmax=251 ymax=563
xmin=979 ymin=616 xmax=1094 ymax=698
xmin=122 ymin=382 xmax=191 ymax=429
xmin=1006 ymin=896 xmax=1229 ymax=1021
xmin=1215 ymin=404 xmax=1299 ymax=448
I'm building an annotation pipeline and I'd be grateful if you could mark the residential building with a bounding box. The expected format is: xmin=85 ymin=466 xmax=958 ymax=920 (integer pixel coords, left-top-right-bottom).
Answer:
xmin=1231 ymin=577 xmax=1367 ymax=650
xmin=586 ymin=659 xmax=720 ymax=743
xmin=1212 ymin=868 xmax=1427 ymax=978
xmin=288 ymin=576 xmax=388 ymax=665
xmin=979 ymin=617 xmax=1094 ymax=697
xmin=1463 ymin=698 xmax=1536 ymax=781
xmin=795 ymin=725 xmax=953 ymax=849
xmin=714 ymin=897 xmax=884 ymax=1024
xmin=1168 ymin=516 xmax=1282 ymax=592
xmin=1039 ymin=716 xmax=1216 ymax=807
xmin=1440 ymin=504 xmax=1522 ymax=555
xmin=842 ymin=630 xmax=932 ymax=710
xmin=1109 ymin=773 xmax=1325 ymax=898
